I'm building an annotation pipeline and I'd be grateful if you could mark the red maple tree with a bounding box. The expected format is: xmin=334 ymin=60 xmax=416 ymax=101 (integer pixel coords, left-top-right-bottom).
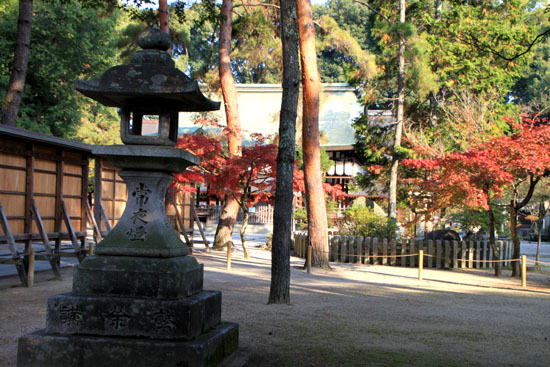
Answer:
xmin=173 ymin=130 xmax=347 ymax=259
xmin=173 ymin=133 xmax=277 ymax=259
xmin=403 ymin=117 xmax=550 ymax=276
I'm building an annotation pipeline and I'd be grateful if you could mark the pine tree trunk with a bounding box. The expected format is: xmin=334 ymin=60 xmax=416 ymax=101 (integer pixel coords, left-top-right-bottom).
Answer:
xmin=388 ymin=0 xmax=405 ymax=222
xmin=1 ymin=0 xmax=33 ymax=127
xmin=219 ymin=0 xmax=242 ymax=157
xmin=214 ymin=0 xmax=242 ymax=249
xmin=159 ymin=0 xmax=169 ymax=33
xmin=296 ymin=0 xmax=329 ymax=268
xmin=268 ymin=0 xmax=299 ymax=305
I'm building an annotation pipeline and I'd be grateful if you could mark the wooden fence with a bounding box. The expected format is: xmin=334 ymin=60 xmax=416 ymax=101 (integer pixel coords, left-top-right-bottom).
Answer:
xmin=209 ymin=204 xmax=274 ymax=225
xmin=293 ymin=233 xmax=514 ymax=269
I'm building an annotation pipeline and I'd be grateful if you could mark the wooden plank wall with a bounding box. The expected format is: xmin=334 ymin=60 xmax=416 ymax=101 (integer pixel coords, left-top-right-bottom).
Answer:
xmin=94 ymin=158 xmax=127 ymax=233
xmin=0 ymin=137 xmax=89 ymax=247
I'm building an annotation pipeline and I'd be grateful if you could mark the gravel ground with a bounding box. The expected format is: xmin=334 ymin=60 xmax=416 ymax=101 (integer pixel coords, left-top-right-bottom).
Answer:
xmin=1 ymin=245 xmax=550 ymax=367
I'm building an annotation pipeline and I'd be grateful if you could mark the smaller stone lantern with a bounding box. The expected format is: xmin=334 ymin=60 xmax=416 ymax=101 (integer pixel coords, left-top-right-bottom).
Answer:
xmin=17 ymin=27 xmax=238 ymax=367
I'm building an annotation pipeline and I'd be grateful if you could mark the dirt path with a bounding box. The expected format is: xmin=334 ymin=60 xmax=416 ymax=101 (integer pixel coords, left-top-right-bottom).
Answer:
xmin=1 ymin=248 xmax=550 ymax=366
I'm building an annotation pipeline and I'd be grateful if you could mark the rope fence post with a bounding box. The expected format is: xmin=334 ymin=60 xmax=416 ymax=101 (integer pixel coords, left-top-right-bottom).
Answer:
xmin=27 ymin=247 xmax=35 ymax=287
xmin=418 ymin=249 xmax=424 ymax=281
xmin=307 ymin=244 xmax=312 ymax=274
xmin=522 ymin=255 xmax=527 ymax=288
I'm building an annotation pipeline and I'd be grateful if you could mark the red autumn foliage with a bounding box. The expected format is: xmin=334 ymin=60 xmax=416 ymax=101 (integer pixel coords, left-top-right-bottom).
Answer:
xmin=173 ymin=132 xmax=347 ymax=205
xmin=173 ymin=134 xmax=277 ymax=205
xmin=403 ymin=119 xmax=550 ymax=217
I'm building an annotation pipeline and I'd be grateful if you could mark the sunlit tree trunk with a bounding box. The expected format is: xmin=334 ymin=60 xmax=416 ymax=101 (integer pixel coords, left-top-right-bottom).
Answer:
xmin=296 ymin=0 xmax=329 ymax=268
xmin=388 ymin=0 xmax=405 ymax=223
xmin=1 ymin=0 xmax=33 ymax=126
xmin=214 ymin=0 xmax=243 ymax=250
xmin=268 ymin=0 xmax=299 ymax=304
xmin=159 ymin=0 xmax=169 ymax=33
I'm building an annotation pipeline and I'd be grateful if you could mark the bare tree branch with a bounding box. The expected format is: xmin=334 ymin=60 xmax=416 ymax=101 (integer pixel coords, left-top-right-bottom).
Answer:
xmin=454 ymin=28 xmax=550 ymax=64
xmin=353 ymin=0 xmax=392 ymax=24
xmin=234 ymin=3 xmax=280 ymax=10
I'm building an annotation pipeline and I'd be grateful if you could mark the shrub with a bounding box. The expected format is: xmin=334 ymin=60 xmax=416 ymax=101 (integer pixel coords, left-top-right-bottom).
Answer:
xmin=338 ymin=205 xmax=396 ymax=239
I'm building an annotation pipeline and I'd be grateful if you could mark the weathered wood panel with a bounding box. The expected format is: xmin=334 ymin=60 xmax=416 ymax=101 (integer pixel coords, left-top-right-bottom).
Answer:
xmin=62 ymin=175 xmax=82 ymax=196
xmin=0 ymin=168 xmax=26 ymax=191
xmin=35 ymin=158 xmax=56 ymax=171
xmin=0 ymin=152 xmax=26 ymax=167
xmin=34 ymin=172 xmax=57 ymax=194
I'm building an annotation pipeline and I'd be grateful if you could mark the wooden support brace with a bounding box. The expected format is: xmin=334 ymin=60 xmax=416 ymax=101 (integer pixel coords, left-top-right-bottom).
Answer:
xmin=31 ymin=199 xmax=61 ymax=280
xmin=174 ymin=203 xmax=192 ymax=248
xmin=61 ymin=200 xmax=85 ymax=263
xmin=0 ymin=200 xmax=28 ymax=286
xmin=85 ymin=201 xmax=102 ymax=251
xmin=99 ymin=201 xmax=112 ymax=232
xmin=192 ymin=205 xmax=210 ymax=249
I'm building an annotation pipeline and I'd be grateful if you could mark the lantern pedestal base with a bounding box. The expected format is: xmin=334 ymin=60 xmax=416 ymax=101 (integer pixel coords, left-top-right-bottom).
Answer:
xmin=18 ymin=322 xmax=239 ymax=367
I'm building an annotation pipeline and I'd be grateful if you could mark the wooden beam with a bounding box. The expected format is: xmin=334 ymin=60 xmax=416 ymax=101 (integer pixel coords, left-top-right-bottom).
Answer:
xmin=0 ymin=231 xmax=87 ymax=243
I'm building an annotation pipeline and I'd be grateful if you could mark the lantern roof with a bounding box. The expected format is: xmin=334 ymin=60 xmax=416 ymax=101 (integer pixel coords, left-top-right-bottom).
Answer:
xmin=75 ymin=27 xmax=220 ymax=113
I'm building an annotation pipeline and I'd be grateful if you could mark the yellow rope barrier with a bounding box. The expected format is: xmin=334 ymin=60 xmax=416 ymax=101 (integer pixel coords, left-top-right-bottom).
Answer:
xmin=525 ymin=258 xmax=550 ymax=266
xmin=305 ymin=248 xmax=522 ymax=264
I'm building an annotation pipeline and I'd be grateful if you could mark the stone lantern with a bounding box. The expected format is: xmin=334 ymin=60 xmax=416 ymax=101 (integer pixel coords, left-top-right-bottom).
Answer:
xmin=17 ymin=28 xmax=238 ymax=367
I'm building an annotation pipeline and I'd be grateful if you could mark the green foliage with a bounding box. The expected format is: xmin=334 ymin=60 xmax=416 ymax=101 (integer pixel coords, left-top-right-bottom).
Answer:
xmin=511 ymin=41 xmax=550 ymax=115
xmin=314 ymin=0 xmax=374 ymax=51
xmin=169 ymin=1 xmax=220 ymax=83
xmin=295 ymin=145 xmax=333 ymax=173
xmin=294 ymin=207 xmax=308 ymax=230
xmin=425 ymin=0 xmax=538 ymax=95
xmin=346 ymin=0 xmax=547 ymax=201
xmin=0 ymin=0 xmax=120 ymax=140
xmin=326 ymin=200 xmax=340 ymax=228
xmin=231 ymin=9 xmax=281 ymax=84
xmin=315 ymin=14 xmax=376 ymax=83
xmin=449 ymin=208 xmax=508 ymax=237
xmin=339 ymin=204 xmax=396 ymax=239
xmin=314 ymin=0 xmax=380 ymax=83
